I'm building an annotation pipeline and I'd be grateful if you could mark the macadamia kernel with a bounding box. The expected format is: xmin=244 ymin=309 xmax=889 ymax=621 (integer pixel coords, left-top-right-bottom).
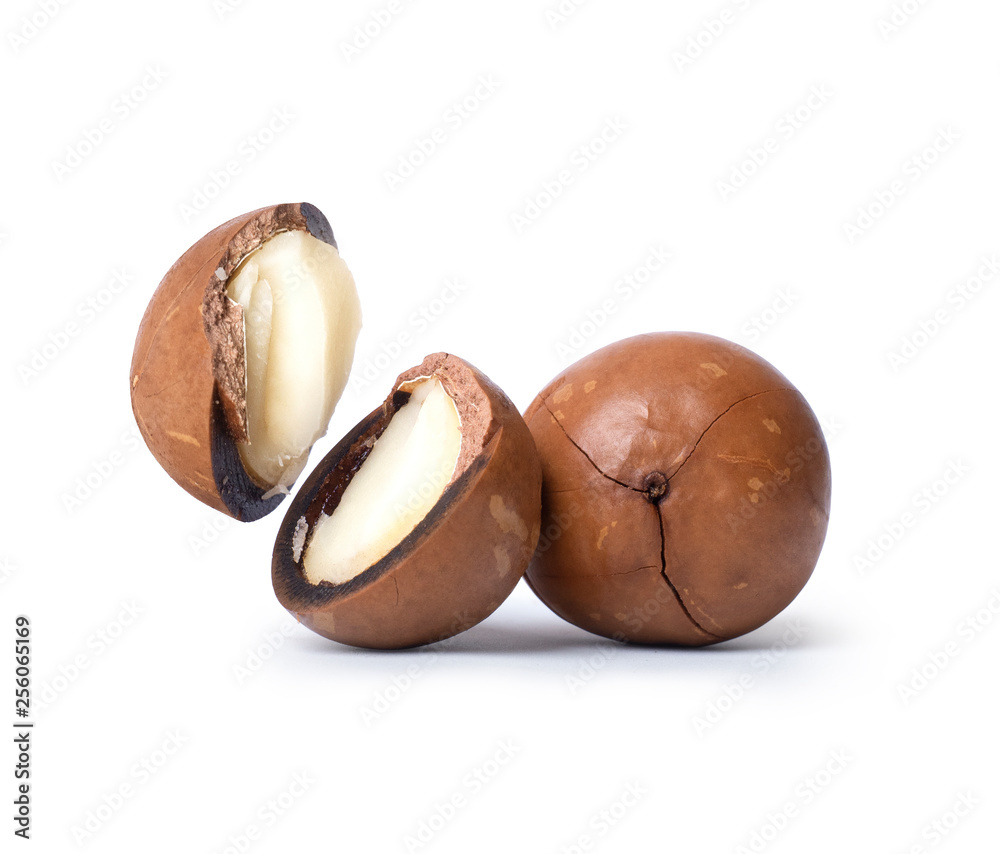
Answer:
xmin=303 ymin=377 xmax=461 ymax=585
xmin=227 ymin=230 xmax=361 ymax=489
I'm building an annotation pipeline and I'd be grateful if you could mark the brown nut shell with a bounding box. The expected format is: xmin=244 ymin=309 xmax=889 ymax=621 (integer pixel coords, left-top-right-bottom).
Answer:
xmin=272 ymin=353 xmax=543 ymax=649
xmin=129 ymin=203 xmax=336 ymax=521
xmin=524 ymin=332 xmax=831 ymax=646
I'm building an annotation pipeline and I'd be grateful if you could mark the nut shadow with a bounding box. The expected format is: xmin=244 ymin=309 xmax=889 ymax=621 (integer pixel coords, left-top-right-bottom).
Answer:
xmin=293 ymin=609 xmax=840 ymax=659
xmin=437 ymin=611 xmax=841 ymax=656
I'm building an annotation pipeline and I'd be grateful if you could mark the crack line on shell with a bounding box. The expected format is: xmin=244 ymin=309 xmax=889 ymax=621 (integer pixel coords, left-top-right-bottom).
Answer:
xmin=541 ymin=389 xmax=806 ymax=639
xmin=668 ymin=388 xmax=795 ymax=480
xmin=541 ymin=396 xmax=722 ymax=638
xmin=609 ymin=564 xmax=657 ymax=577
xmin=655 ymin=507 xmax=724 ymax=640
xmin=534 ymin=565 xmax=659 ymax=579
xmin=140 ymin=377 xmax=185 ymax=400
xmin=539 ymin=398 xmax=643 ymax=493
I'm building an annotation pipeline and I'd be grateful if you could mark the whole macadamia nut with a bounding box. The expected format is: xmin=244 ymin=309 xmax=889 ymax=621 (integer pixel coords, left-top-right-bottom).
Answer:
xmin=524 ymin=332 xmax=831 ymax=645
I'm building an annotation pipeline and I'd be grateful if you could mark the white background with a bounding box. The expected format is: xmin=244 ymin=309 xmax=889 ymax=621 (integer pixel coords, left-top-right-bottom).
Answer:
xmin=2 ymin=0 xmax=998 ymax=851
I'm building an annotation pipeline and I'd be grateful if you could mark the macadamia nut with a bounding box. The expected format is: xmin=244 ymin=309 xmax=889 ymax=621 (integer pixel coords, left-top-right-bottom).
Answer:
xmin=524 ymin=332 xmax=831 ymax=645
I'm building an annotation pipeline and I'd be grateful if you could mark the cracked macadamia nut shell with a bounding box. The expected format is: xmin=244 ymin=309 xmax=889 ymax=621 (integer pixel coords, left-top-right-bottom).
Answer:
xmin=272 ymin=354 xmax=542 ymax=650
xmin=130 ymin=203 xmax=357 ymax=521
xmin=524 ymin=332 xmax=831 ymax=645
